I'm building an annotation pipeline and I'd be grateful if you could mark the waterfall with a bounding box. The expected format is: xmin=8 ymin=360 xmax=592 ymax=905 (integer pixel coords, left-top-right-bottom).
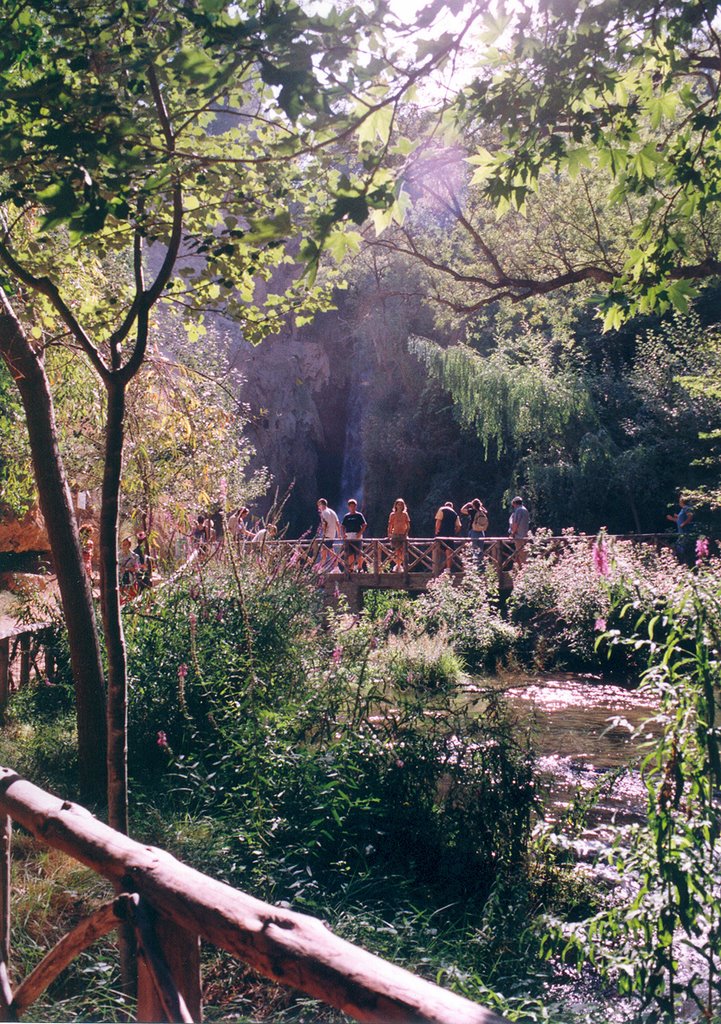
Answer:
xmin=339 ymin=367 xmax=365 ymax=511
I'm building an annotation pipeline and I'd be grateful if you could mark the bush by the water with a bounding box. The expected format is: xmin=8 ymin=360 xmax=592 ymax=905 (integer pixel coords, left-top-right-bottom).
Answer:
xmin=509 ymin=531 xmax=688 ymax=670
xmin=121 ymin=548 xmax=536 ymax=905
xmin=412 ymin=554 xmax=518 ymax=670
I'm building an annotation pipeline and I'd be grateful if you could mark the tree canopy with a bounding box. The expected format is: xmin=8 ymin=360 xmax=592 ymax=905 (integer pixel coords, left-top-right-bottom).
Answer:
xmin=364 ymin=0 xmax=721 ymax=328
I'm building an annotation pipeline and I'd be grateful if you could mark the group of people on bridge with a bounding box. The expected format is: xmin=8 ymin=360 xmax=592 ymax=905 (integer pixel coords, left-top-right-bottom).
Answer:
xmin=111 ymin=488 xmax=698 ymax=597
xmin=312 ymin=494 xmax=531 ymax=573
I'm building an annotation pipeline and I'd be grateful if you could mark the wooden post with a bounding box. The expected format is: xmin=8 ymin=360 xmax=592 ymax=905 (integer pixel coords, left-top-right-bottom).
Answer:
xmin=0 ymin=769 xmax=508 ymax=1024
xmin=372 ymin=540 xmax=380 ymax=582
xmin=19 ymin=635 xmax=30 ymax=690
xmin=432 ymin=540 xmax=442 ymax=576
xmin=0 ymin=642 xmax=8 ymax=721
xmin=133 ymin=903 xmax=201 ymax=1024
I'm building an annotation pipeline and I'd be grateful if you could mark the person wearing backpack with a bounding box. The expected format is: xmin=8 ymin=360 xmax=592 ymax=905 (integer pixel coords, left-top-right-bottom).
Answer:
xmin=461 ymin=498 xmax=489 ymax=561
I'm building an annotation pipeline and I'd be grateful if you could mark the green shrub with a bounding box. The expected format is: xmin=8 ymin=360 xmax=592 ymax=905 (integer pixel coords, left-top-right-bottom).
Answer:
xmin=509 ymin=533 xmax=687 ymax=671
xmin=414 ymin=555 xmax=518 ymax=670
xmin=381 ymin=632 xmax=465 ymax=690
xmin=121 ymin=552 xmax=536 ymax=904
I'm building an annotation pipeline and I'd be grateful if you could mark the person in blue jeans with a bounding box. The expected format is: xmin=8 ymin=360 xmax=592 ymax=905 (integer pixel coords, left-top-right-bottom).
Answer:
xmin=508 ymin=496 xmax=530 ymax=567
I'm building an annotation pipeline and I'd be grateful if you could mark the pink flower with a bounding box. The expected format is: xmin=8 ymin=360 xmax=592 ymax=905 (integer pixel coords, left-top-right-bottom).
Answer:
xmin=156 ymin=731 xmax=168 ymax=748
xmin=178 ymin=663 xmax=188 ymax=679
xmin=188 ymin=611 xmax=197 ymax=627
xmin=332 ymin=646 xmax=343 ymax=665
xmin=696 ymin=537 xmax=709 ymax=560
xmin=594 ymin=618 xmax=607 ymax=632
xmin=592 ymin=541 xmax=609 ymax=577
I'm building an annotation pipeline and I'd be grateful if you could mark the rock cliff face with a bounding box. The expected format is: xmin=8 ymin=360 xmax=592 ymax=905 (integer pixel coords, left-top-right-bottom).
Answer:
xmin=0 ymin=508 xmax=49 ymax=554
xmin=231 ymin=307 xmax=353 ymax=535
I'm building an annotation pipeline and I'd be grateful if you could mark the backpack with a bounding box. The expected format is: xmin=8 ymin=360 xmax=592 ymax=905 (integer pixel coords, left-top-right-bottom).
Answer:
xmin=472 ymin=508 xmax=489 ymax=532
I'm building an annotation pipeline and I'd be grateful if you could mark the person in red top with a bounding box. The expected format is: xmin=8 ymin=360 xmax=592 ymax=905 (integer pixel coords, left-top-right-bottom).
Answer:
xmin=387 ymin=498 xmax=411 ymax=572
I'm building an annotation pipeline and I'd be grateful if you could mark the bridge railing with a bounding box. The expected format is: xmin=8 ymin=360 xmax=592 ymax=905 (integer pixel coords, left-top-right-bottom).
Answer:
xmin=0 ymin=622 xmax=53 ymax=722
xmin=232 ymin=533 xmax=677 ymax=583
xmin=0 ymin=767 xmax=507 ymax=1024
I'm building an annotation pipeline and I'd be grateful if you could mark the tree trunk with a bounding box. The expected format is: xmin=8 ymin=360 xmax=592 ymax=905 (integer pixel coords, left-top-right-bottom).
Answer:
xmin=99 ymin=379 xmax=129 ymax=836
xmin=0 ymin=294 xmax=107 ymax=801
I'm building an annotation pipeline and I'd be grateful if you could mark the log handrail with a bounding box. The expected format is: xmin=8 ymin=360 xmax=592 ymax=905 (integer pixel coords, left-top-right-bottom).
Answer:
xmin=0 ymin=767 xmax=507 ymax=1024
xmin=237 ymin=533 xmax=677 ymax=588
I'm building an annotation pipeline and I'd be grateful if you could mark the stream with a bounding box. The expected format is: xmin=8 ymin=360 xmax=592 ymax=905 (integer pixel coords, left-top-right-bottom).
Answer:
xmin=494 ymin=673 xmax=657 ymax=829
xmin=474 ymin=674 xmax=662 ymax=1022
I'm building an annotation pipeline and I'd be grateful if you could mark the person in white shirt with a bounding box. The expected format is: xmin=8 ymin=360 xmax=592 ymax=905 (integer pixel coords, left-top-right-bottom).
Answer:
xmin=317 ymin=498 xmax=341 ymax=571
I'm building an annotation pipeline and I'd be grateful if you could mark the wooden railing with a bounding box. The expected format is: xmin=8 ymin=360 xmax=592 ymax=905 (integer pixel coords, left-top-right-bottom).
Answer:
xmin=0 ymin=767 xmax=507 ymax=1023
xmin=237 ymin=533 xmax=676 ymax=588
xmin=0 ymin=622 xmax=52 ymax=721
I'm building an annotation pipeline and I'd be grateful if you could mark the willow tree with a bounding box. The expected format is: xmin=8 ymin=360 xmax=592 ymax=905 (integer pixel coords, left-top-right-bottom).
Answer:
xmin=0 ymin=0 xmax=481 ymax=826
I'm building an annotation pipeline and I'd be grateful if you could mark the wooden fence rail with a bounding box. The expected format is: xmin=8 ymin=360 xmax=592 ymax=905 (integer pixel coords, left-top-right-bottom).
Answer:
xmin=0 ymin=623 xmax=52 ymax=721
xmin=0 ymin=767 xmax=507 ymax=1024
xmin=235 ymin=533 xmax=677 ymax=597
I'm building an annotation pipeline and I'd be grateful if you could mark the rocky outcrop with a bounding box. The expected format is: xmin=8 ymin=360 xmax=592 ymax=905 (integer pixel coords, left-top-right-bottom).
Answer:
xmin=0 ymin=508 xmax=49 ymax=553
xmin=232 ymin=309 xmax=353 ymax=534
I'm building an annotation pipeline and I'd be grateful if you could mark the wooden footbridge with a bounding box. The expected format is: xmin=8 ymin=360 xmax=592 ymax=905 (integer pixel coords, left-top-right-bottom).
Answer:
xmin=254 ymin=533 xmax=675 ymax=608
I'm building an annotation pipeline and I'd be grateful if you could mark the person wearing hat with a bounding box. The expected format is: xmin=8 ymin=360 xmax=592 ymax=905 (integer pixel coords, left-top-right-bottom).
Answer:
xmin=508 ymin=496 xmax=530 ymax=567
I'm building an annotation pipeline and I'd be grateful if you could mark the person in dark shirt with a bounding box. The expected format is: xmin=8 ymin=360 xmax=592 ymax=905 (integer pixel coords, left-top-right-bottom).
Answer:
xmin=341 ymin=499 xmax=367 ymax=571
xmin=434 ymin=501 xmax=461 ymax=569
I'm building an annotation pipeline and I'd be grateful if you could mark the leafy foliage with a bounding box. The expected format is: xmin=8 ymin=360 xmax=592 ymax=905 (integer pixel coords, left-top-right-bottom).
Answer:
xmin=456 ymin=0 xmax=721 ymax=322
xmin=544 ymin=574 xmax=721 ymax=1021
xmin=121 ymin=551 xmax=535 ymax=903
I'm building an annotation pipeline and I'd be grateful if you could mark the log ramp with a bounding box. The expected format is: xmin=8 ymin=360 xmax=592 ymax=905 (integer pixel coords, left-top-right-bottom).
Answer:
xmin=0 ymin=767 xmax=508 ymax=1023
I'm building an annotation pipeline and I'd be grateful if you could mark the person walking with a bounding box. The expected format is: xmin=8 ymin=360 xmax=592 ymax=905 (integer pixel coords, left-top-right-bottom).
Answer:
xmin=317 ymin=498 xmax=342 ymax=571
xmin=341 ymin=499 xmax=367 ymax=572
xmin=134 ymin=530 xmax=152 ymax=590
xmin=119 ymin=536 xmax=141 ymax=602
xmin=508 ymin=495 xmax=530 ymax=567
xmin=387 ymin=498 xmax=411 ymax=572
xmin=434 ymin=501 xmax=461 ymax=570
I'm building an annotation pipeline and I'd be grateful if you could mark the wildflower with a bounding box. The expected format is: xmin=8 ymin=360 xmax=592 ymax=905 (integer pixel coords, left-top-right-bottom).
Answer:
xmin=592 ymin=540 xmax=610 ymax=577
xmin=188 ymin=611 xmax=197 ymax=627
xmin=332 ymin=646 xmax=343 ymax=665
xmin=189 ymin=584 xmax=200 ymax=600
xmin=594 ymin=618 xmax=607 ymax=632
xmin=382 ymin=609 xmax=393 ymax=628
xmin=156 ymin=731 xmax=168 ymax=748
xmin=177 ymin=664 xmax=188 ymax=709
xmin=395 ymin=759 xmax=404 ymax=769
xmin=696 ymin=537 xmax=709 ymax=562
